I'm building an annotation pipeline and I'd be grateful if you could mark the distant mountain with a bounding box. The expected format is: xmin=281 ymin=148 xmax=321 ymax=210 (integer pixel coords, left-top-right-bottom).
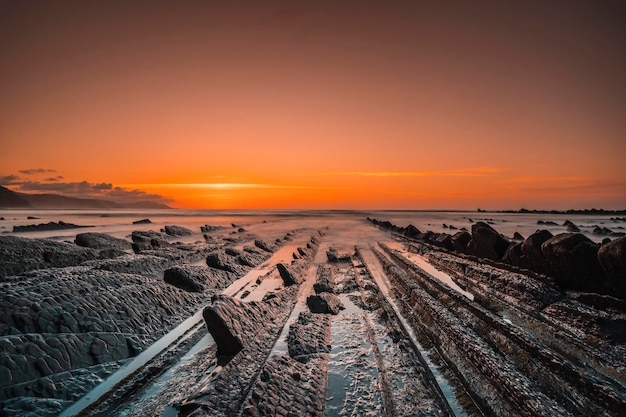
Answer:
xmin=0 ymin=186 xmax=32 ymax=208
xmin=0 ymin=186 xmax=170 ymax=209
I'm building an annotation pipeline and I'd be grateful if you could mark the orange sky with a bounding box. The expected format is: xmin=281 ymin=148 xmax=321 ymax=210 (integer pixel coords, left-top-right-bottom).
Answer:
xmin=1 ymin=1 xmax=625 ymax=210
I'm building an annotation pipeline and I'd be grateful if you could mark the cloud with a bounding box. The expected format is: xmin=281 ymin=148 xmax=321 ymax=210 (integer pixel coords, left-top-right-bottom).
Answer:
xmin=125 ymin=183 xmax=341 ymax=190
xmin=318 ymin=167 xmax=501 ymax=178
xmin=0 ymin=174 xmax=21 ymax=185
xmin=6 ymin=178 xmax=172 ymax=205
xmin=18 ymin=168 xmax=57 ymax=175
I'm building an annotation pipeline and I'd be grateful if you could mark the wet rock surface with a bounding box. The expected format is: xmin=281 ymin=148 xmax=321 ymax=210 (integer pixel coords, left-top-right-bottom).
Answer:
xmin=3 ymin=218 xmax=625 ymax=417
xmin=306 ymin=293 xmax=343 ymax=315
xmin=0 ymin=266 xmax=202 ymax=413
xmin=369 ymin=217 xmax=626 ymax=299
xmin=0 ymin=224 xmax=290 ymax=417
xmin=287 ymin=312 xmax=331 ymax=363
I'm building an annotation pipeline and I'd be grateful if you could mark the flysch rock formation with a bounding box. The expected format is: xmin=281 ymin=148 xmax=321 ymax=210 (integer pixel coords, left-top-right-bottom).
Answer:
xmin=176 ymin=236 xmax=321 ymax=417
xmin=0 ymin=224 xmax=296 ymax=417
xmin=2 ymin=216 xmax=624 ymax=417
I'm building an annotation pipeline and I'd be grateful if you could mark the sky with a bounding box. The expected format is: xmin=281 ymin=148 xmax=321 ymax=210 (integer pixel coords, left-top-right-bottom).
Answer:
xmin=1 ymin=1 xmax=625 ymax=210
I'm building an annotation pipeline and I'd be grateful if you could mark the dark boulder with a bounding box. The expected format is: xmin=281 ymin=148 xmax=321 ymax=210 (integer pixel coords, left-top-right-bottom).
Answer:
xmin=326 ymin=247 xmax=351 ymax=262
xmin=203 ymin=302 xmax=243 ymax=360
xmin=467 ymin=222 xmax=510 ymax=261
xmin=75 ymin=232 xmax=131 ymax=251
xmin=277 ymin=263 xmax=302 ymax=285
xmin=132 ymin=218 xmax=152 ymax=224
xmin=566 ymin=223 xmax=581 ymax=232
xmin=254 ymin=239 xmax=273 ymax=253
xmin=433 ymin=233 xmax=454 ymax=251
xmin=504 ymin=242 xmax=523 ymax=266
xmin=513 ymin=232 xmax=525 ymax=240
xmin=131 ymin=230 xmax=169 ymax=252
xmin=163 ymin=225 xmax=193 ymax=236
xmin=598 ymin=236 xmax=626 ymax=298
xmin=306 ymin=293 xmax=343 ymax=315
xmin=520 ymin=230 xmax=553 ymax=273
xmin=541 ymin=233 xmax=607 ymax=293
xmin=417 ymin=231 xmax=434 ymax=242
xmin=164 ymin=265 xmax=210 ymax=292
xmin=403 ymin=224 xmax=421 ymax=239
xmin=451 ymin=231 xmax=471 ymax=253
xmin=206 ymin=250 xmax=246 ymax=274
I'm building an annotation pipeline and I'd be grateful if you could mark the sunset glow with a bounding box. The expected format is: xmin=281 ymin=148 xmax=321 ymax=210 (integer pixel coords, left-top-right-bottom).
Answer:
xmin=1 ymin=1 xmax=624 ymax=210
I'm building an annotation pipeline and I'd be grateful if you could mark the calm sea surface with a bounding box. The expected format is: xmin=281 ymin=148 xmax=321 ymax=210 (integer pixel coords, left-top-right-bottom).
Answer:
xmin=0 ymin=209 xmax=623 ymax=243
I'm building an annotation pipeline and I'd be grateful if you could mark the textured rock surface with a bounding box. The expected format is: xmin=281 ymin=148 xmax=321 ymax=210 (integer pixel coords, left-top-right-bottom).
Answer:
xmin=0 ymin=265 xmax=202 ymax=408
xmin=287 ymin=312 xmax=331 ymax=363
xmin=307 ymin=293 xmax=344 ymax=315
xmin=163 ymin=225 xmax=194 ymax=236
xmin=75 ymin=232 xmax=132 ymax=251
xmin=164 ymin=265 xmax=235 ymax=293
xmin=240 ymin=355 xmax=327 ymax=417
xmin=206 ymin=250 xmax=248 ymax=275
xmin=0 ymin=236 xmax=100 ymax=279
xmin=182 ymin=288 xmax=300 ymax=416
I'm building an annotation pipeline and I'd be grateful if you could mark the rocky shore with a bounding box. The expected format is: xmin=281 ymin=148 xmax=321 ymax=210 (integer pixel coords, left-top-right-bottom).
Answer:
xmin=1 ymin=216 xmax=624 ymax=416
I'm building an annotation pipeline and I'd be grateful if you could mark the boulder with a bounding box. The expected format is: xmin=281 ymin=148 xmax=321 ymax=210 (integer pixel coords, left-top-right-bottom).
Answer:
xmin=451 ymin=231 xmax=472 ymax=253
xmin=467 ymin=222 xmax=510 ymax=261
xmin=254 ymin=239 xmax=273 ymax=253
xmin=75 ymin=232 xmax=131 ymax=251
xmin=504 ymin=242 xmax=523 ymax=266
xmin=131 ymin=230 xmax=169 ymax=252
xmin=433 ymin=233 xmax=454 ymax=251
xmin=206 ymin=250 xmax=246 ymax=274
xmin=203 ymin=303 xmax=244 ymax=360
xmin=403 ymin=224 xmax=421 ymax=239
xmin=164 ymin=265 xmax=210 ymax=292
xmin=132 ymin=218 xmax=152 ymax=224
xmin=513 ymin=232 xmax=525 ymax=240
xmin=277 ymin=263 xmax=302 ymax=285
xmin=520 ymin=230 xmax=553 ymax=273
xmin=163 ymin=225 xmax=193 ymax=236
xmin=541 ymin=233 xmax=607 ymax=293
xmin=597 ymin=236 xmax=626 ymax=298
xmin=306 ymin=293 xmax=343 ymax=315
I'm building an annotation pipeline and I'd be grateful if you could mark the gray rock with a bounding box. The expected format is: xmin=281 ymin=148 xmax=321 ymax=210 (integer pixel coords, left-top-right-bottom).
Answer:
xmin=75 ymin=232 xmax=131 ymax=251
xmin=307 ymin=293 xmax=343 ymax=315
xmin=164 ymin=265 xmax=209 ymax=292
xmin=163 ymin=225 xmax=193 ymax=236
xmin=277 ymin=263 xmax=302 ymax=286
xmin=0 ymin=236 xmax=99 ymax=278
xmin=206 ymin=250 xmax=247 ymax=275
xmin=288 ymin=312 xmax=331 ymax=363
